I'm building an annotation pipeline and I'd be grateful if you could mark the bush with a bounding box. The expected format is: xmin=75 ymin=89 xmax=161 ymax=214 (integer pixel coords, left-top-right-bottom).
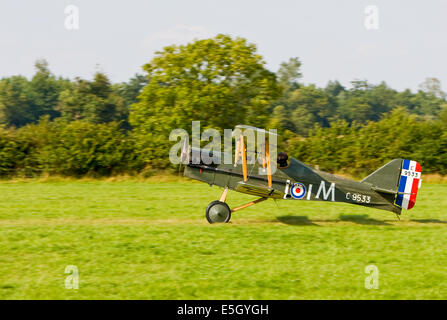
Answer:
xmin=289 ymin=109 xmax=447 ymax=177
xmin=0 ymin=110 xmax=446 ymax=178
xmin=0 ymin=118 xmax=142 ymax=177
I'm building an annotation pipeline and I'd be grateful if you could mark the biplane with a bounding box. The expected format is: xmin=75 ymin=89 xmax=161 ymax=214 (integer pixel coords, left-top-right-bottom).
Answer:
xmin=183 ymin=125 xmax=422 ymax=223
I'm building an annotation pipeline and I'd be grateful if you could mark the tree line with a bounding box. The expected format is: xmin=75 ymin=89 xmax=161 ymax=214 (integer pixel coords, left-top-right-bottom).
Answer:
xmin=0 ymin=34 xmax=446 ymax=177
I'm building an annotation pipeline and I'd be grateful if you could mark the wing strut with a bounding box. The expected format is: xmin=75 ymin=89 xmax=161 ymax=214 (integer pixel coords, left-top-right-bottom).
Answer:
xmin=265 ymin=140 xmax=272 ymax=188
xmin=236 ymin=129 xmax=273 ymax=188
xmin=240 ymin=134 xmax=248 ymax=182
xmin=231 ymin=197 xmax=267 ymax=212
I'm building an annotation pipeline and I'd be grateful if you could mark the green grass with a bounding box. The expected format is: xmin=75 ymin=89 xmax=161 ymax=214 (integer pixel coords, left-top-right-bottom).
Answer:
xmin=0 ymin=180 xmax=446 ymax=299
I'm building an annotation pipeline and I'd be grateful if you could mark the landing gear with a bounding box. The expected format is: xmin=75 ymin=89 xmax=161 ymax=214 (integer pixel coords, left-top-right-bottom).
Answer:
xmin=205 ymin=187 xmax=268 ymax=224
xmin=206 ymin=200 xmax=231 ymax=223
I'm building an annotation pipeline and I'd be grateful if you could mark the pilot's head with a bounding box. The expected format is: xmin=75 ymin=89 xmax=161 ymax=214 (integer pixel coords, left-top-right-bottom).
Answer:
xmin=277 ymin=152 xmax=289 ymax=168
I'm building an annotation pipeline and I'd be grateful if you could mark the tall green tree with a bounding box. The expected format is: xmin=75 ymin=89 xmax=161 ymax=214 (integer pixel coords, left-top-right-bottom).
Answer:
xmin=114 ymin=73 xmax=149 ymax=107
xmin=289 ymin=85 xmax=334 ymax=134
xmin=0 ymin=60 xmax=71 ymax=127
xmin=419 ymin=77 xmax=445 ymax=99
xmin=57 ymin=72 xmax=127 ymax=124
xmin=28 ymin=59 xmax=69 ymax=121
xmin=336 ymin=81 xmax=397 ymax=123
xmin=324 ymin=80 xmax=345 ymax=97
xmin=0 ymin=76 xmax=34 ymax=127
xmin=277 ymin=57 xmax=302 ymax=90
xmin=130 ymin=34 xmax=281 ymax=168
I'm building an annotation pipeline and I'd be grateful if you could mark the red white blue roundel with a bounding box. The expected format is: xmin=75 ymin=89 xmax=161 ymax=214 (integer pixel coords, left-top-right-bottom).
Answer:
xmin=290 ymin=182 xmax=306 ymax=199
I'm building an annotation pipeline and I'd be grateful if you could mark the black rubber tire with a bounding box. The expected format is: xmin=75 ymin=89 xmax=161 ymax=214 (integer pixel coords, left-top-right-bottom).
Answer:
xmin=205 ymin=200 xmax=231 ymax=224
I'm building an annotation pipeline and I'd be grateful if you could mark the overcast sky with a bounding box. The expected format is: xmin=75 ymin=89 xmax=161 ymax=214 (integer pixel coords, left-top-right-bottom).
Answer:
xmin=1 ymin=0 xmax=446 ymax=92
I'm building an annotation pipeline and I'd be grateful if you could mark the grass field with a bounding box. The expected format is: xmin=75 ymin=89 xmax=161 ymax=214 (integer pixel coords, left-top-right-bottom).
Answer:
xmin=0 ymin=179 xmax=446 ymax=299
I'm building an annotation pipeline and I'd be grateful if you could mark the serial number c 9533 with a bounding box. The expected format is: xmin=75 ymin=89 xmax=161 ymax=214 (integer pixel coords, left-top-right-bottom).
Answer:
xmin=402 ymin=170 xmax=420 ymax=178
xmin=346 ymin=192 xmax=371 ymax=203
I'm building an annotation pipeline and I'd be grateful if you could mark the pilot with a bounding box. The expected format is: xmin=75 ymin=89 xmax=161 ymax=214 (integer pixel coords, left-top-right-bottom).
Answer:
xmin=277 ymin=152 xmax=289 ymax=168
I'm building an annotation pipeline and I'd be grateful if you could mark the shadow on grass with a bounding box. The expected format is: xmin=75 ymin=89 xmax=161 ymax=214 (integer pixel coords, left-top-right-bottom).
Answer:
xmin=276 ymin=214 xmax=391 ymax=226
xmin=339 ymin=214 xmax=391 ymax=225
xmin=410 ymin=219 xmax=447 ymax=224
xmin=276 ymin=216 xmax=320 ymax=226
xmin=275 ymin=215 xmax=447 ymax=226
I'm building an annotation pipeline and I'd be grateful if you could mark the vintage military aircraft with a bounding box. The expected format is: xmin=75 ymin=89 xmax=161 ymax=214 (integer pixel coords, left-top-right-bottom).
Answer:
xmin=183 ymin=125 xmax=422 ymax=223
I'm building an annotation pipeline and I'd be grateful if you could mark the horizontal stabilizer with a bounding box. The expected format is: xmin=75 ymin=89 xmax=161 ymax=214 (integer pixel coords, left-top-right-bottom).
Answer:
xmin=371 ymin=186 xmax=416 ymax=195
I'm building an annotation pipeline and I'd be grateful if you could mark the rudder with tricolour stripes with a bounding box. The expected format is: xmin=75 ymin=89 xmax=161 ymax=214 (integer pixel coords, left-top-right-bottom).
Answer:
xmin=395 ymin=159 xmax=422 ymax=210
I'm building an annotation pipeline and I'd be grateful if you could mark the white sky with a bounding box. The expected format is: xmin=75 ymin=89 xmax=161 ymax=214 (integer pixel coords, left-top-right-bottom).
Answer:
xmin=1 ymin=0 xmax=446 ymax=92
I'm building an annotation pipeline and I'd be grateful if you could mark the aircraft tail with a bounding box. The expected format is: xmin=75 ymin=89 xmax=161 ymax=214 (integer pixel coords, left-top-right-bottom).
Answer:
xmin=361 ymin=159 xmax=422 ymax=210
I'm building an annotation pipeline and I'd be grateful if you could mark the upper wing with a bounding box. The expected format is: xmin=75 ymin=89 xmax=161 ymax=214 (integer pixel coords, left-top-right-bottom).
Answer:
xmin=234 ymin=124 xmax=280 ymax=137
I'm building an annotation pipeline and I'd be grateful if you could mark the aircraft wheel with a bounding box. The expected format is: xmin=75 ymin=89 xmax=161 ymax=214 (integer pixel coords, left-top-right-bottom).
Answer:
xmin=206 ymin=200 xmax=231 ymax=224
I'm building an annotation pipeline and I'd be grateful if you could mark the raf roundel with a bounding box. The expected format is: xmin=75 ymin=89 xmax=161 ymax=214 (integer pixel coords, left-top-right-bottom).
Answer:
xmin=290 ymin=182 xmax=306 ymax=199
